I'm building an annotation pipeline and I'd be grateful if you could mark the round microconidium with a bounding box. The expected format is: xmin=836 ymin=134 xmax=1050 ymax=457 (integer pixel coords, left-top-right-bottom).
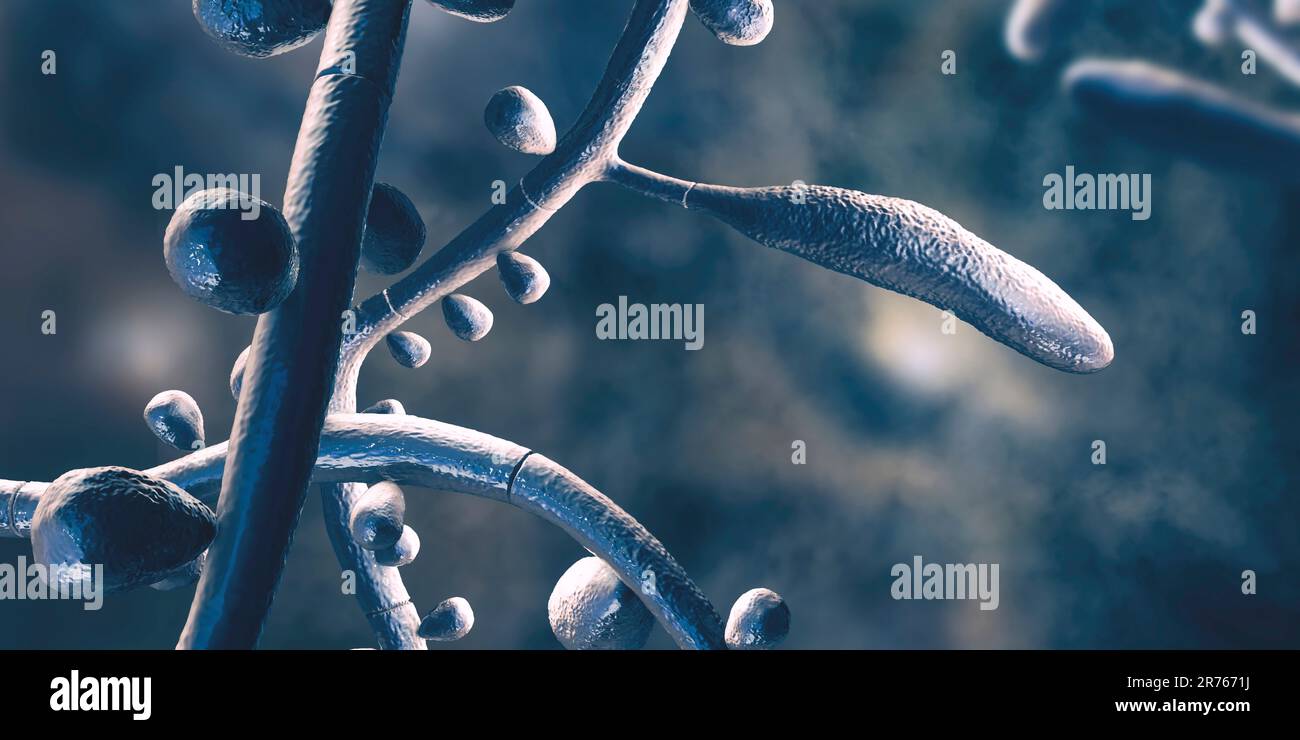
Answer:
xmin=725 ymin=587 xmax=790 ymax=649
xmin=143 ymin=390 xmax=205 ymax=451
xmin=373 ymin=526 xmax=420 ymax=567
xmin=193 ymin=0 xmax=332 ymax=58
xmin=164 ymin=188 xmax=298 ymax=315
xmin=690 ymin=0 xmax=774 ymax=46
xmin=361 ymin=183 xmax=426 ymax=275
xmin=548 ymin=556 xmax=655 ymax=650
xmin=496 ymin=251 xmax=550 ymax=304
xmin=385 ymin=331 xmax=431 ymax=369
xmin=419 ymin=597 xmax=475 ymax=641
xmin=484 ymin=86 xmax=557 ymax=155
xmin=363 ymin=399 xmax=406 ymax=415
xmin=441 ymin=294 xmax=494 ymax=342
xmin=229 ymin=346 xmax=250 ymax=400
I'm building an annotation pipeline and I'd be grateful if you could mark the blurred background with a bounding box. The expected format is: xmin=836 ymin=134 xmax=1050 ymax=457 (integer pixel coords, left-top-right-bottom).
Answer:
xmin=0 ymin=0 xmax=1297 ymax=649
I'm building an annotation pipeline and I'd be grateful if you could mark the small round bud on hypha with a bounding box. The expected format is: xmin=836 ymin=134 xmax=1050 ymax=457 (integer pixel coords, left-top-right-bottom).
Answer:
xmin=361 ymin=183 xmax=426 ymax=275
xmin=426 ymin=0 xmax=514 ymax=23
xmin=548 ymin=556 xmax=655 ymax=650
xmin=484 ymin=86 xmax=557 ymax=155
xmin=164 ymin=188 xmax=299 ymax=315
xmin=32 ymin=467 xmax=216 ymax=593
xmin=689 ymin=0 xmax=774 ymax=46
xmin=385 ymin=331 xmax=432 ymax=369
xmin=725 ymin=587 xmax=789 ymax=650
xmin=229 ymin=346 xmax=250 ymax=401
xmin=363 ymin=399 xmax=406 ymax=415
xmin=419 ymin=597 xmax=475 ymax=641
xmin=348 ymin=481 xmax=405 ymax=551
xmin=496 ymin=251 xmax=551 ymax=304
xmin=441 ymin=294 xmax=494 ymax=342
xmin=143 ymin=390 xmax=205 ymax=451
xmin=373 ymin=526 xmax=420 ymax=567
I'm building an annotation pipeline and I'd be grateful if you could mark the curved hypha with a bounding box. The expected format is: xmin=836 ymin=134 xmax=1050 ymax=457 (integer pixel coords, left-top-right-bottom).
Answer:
xmin=124 ymin=412 xmax=729 ymax=649
xmin=686 ymin=183 xmax=1114 ymax=373
xmin=1063 ymin=58 xmax=1300 ymax=182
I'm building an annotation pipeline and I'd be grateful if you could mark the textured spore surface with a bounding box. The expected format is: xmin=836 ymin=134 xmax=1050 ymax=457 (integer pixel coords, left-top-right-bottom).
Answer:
xmin=193 ymin=0 xmax=332 ymax=58
xmin=32 ymin=467 xmax=216 ymax=593
xmin=362 ymin=183 xmax=426 ymax=275
xmin=547 ymin=556 xmax=656 ymax=650
xmin=689 ymin=183 xmax=1114 ymax=373
xmin=163 ymin=188 xmax=299 ymax=316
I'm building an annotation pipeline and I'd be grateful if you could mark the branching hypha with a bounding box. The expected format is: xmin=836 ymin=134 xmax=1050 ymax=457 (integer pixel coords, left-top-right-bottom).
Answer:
xmin=0 ymin=0 xmax=1115 ymax=650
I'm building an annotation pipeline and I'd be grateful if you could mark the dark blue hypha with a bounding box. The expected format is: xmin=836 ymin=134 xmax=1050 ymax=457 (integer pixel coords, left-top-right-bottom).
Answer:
xmin=31 ymin=467 xmax=217 ymax=593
